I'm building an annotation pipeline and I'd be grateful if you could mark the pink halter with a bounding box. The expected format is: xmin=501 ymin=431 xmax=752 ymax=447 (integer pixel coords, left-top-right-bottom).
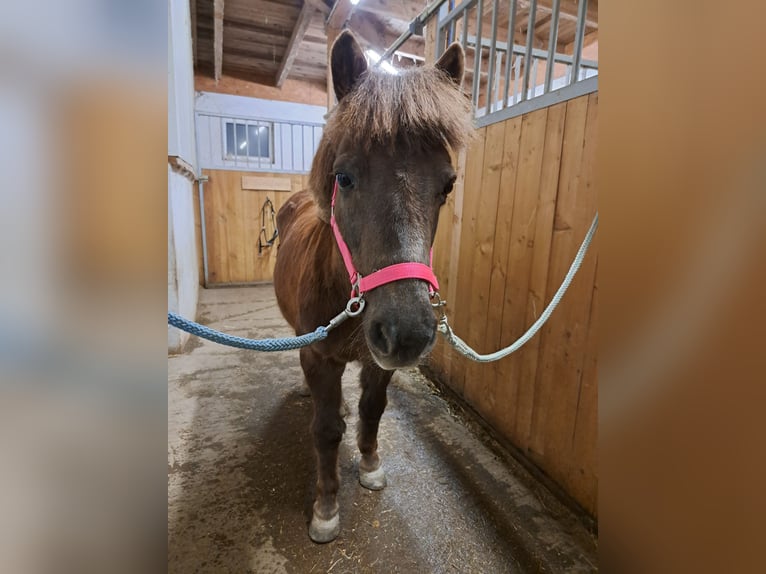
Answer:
xmin=330 ymin=180 xmax=439 ymax=298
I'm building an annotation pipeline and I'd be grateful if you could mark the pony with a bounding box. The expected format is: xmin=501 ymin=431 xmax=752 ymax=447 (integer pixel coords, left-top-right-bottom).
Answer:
xmin=273 ymin=30 xmax=473 ymax=543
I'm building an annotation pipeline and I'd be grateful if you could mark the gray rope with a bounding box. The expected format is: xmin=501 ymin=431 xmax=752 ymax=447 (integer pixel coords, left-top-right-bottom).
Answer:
xmin=168 ymin=296 xmax=366 ymax=352
xmin=168 ymin=312 xmax=328 ymax=351
xmin=437 ymin=213 xmax=598 ymax=362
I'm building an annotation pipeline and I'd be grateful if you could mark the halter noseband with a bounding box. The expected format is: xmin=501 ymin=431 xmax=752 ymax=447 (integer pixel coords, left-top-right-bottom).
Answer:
xmin=330 ymin=180 xmax=439 ymax=298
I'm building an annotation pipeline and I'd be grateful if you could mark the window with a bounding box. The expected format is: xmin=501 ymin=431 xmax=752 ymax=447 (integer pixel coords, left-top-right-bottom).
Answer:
xmin=225 ymin=121 xmax=273 ymax=161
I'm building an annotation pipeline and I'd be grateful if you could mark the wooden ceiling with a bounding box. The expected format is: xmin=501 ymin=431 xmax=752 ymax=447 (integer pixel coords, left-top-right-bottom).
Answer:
xmin=192 ymin=0 xmax=598 ymax=90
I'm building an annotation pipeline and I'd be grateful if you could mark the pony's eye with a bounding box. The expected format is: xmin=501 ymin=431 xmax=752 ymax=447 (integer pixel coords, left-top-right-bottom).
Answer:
xmin=442 ymin=176 xmax=457 ymax=198
xmin=335 ymin=173 xmax=354 ymax=190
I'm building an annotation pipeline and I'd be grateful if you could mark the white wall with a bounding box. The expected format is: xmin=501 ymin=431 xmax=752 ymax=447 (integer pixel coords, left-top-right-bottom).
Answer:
xmin=195 ymin=92 xmax=326 ymax=173
xmin=168 ymin=0 xmax=199 ymax=352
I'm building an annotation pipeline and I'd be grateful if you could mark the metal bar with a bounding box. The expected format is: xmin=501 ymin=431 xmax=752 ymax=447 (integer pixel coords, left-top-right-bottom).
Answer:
xmin=521 ymin=0 xmax=537 ymax=102
xmin=531 ymin=57 xmax=538 ymax=98
xmin=376 ymin=0 xmax=451 ymax=64
xmin=476 ymin=74 xmax=597 ymax=128
xmin=460 ymin=10 xmax=469 ymax=51
xmin=494 ymin=52 xmax=503 ymax=108
xmin=301 ymin=124 xmax=306 ymax=171
xmin=471 ymin=0 xmax=483 ymax=110
xmin=513 ymin=53 xmax=521 ymax=103
xmin=570 ymin=0 xmax=588 ymax=84
xmin=544 ymin=0 xmax=561 ymax=93
xmin=486 ymin=0 xmax=500 ymax=114
xmin=198 ymin=177 xmax=210 ymax=287
xmin=502 ymin=0 xmax=518 ymax=110
xmin=466 ymin=35 xmax=597 ymax=68
xmin=197 ymin=111 xmax=323 ymax=129
xmin=439 ymin=0 xmax=479 ymax=29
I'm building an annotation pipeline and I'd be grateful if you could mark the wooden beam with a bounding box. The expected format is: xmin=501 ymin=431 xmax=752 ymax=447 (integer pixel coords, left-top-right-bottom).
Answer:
xmin=276 ymin=2 xmax=316 ymax=87
xmin=533 ymin=0 xmax=598 ymax=29
xmin=356 ymin=0 xmax=421 ymax=23
xmin=304 ymin=0 xmax=331 ymax=15
xmin=326 ymin=0 xmax=356 ymax=31
xmin=349 ymin=11 xmax=424 ymax=52
xmin=191 ymin=0 xmax=198 ymax=67
xmin=213 ymin=0 xmax=224 ymax=82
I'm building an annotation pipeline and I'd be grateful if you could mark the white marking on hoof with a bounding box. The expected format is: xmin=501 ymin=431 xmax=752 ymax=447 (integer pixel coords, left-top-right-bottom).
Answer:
xmin=359 ymin=465 xmax=387 ymax=491
xmin=308 ymin=513 xmax=340 ymax=543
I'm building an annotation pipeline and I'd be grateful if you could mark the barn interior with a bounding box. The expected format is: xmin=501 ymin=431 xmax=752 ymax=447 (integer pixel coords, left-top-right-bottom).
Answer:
xmin=168 ymin=0 xmax=599 ymax=571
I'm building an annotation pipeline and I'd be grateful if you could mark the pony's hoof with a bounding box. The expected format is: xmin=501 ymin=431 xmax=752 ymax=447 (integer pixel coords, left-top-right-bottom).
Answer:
xmin=298 ymin=381 xmax=311 ymax=397
xmin=359 ymin=465 xmax=387 ymax=490
xmin=308 ymin=513 xmax=340 ymax=543
xmin=339 ymin=400 xmax=350 ymax=418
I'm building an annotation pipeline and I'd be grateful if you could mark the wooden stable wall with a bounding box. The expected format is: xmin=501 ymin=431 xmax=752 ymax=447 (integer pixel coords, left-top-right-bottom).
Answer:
xmin=196 ymin=170 xmax=308 ymax=285
xmin=428 ymin=92 xmax=598 ymax=517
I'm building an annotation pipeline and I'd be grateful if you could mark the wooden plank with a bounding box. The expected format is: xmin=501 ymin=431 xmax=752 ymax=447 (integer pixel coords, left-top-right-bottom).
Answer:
xmin=462 ymin=121 xmax=507 ymax=415
xmin=482 ymin=115 xmax=523 ymax=433
xmin=213 ymin=0 xmax=224 ymax=82
xmin=449 ymin=127 xmax=488 ymax=395
xmin=512 ymin=101 xmax=567 ymax=446
xmin=527 ymin=93 xmax=591 ymax=461
xmin=242 ymin=175 xmax=293 ymax=191
xmin=567 ymin=257 xmax=598 ymax=515
xmin=276 ymin=2 xmax=316 ymax=87
xmin=491 ymin=107 xmax=548 ymax=443
xmin=540 ymin=92 xmax=598 ymax=511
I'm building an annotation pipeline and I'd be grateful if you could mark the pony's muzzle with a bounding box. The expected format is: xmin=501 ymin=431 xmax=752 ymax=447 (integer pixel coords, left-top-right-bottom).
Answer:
xmin=366 ymin=302 xmax=437 ymax=369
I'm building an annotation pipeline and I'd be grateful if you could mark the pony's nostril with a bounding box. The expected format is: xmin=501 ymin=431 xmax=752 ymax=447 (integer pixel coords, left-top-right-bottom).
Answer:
xmin=371 ymin=320 xmax=395 ymax=356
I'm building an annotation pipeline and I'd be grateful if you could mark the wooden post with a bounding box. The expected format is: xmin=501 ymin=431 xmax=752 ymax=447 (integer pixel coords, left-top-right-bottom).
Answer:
xmin=276 ymin=2 xmax=316 ymax=88
xmin=213 ymin=0 xmax=224 ymax=83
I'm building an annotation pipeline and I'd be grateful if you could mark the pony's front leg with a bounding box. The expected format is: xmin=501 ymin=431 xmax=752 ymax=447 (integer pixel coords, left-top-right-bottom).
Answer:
xmin=357 ymin=363 xmax=394 ymax=490
xmin=300 ymin=347 xmax=346 ymax=543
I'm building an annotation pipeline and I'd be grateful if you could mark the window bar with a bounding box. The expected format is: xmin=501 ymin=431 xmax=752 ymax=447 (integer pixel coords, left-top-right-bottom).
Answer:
xmin=531 ymin=57 xmax=538 ymax=98
xmin=543 ymin=0 xmax=561 ymax=94
xmin=485 ymin=0 xmax=500 ymax=114
xmin=569 ymin=0 xmax=587 ymax=85
xmin=301 ymin=124 xmax=306 ymax=172
xmin=502 ymin=0 xmax=518 ymax=110
xmin=521 ymin=0 xmax=537 ymax=102
xmin=514 ymin=53 xmax=521 ymax=103
xmin=249 ymin=123 xmax=254 ymax=170
xmin=471 ymin=0 xmax=483 ymax=111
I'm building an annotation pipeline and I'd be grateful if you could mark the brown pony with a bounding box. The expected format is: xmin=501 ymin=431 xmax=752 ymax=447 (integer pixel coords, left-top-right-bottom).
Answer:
xmin=273 ymin=31 xmax=473 ymax=543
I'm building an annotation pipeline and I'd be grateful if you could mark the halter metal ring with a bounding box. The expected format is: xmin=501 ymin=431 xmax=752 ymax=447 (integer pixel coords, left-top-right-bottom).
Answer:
xmin=346 ymin=296 xmax=365 ymax=317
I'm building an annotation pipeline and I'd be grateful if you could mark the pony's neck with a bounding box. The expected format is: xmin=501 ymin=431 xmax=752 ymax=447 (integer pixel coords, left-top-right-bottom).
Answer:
xmin=313 ymin=213 xmax=352 ymax=303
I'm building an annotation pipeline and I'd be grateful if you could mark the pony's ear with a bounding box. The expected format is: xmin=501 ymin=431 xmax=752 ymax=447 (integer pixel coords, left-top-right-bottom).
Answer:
xmin=331 ymin=30 xmax=368 ymax=102
xmin=435 ymin=43 xmax=465 ymax=86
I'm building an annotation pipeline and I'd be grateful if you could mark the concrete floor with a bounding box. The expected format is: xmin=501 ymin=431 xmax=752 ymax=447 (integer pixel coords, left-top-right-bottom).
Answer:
xmin=168 ymin=286 xmax=597 ymax=573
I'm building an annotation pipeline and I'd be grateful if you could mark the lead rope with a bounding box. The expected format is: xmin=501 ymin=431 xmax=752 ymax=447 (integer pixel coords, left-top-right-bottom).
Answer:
xmin=435 ymin=213 xmax=598 ymax=362
xmin=168 ymin=214 xmax=597 ymax=359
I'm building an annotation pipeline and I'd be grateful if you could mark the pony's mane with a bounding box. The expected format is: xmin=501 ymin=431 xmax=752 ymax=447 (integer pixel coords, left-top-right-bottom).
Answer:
xmin=309 ymin=66 xmax=474 ymax=219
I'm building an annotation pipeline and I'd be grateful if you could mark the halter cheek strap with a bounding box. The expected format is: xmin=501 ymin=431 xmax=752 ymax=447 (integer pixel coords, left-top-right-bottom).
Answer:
xmin=330 ymin=180 xmax=440 ymax=297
